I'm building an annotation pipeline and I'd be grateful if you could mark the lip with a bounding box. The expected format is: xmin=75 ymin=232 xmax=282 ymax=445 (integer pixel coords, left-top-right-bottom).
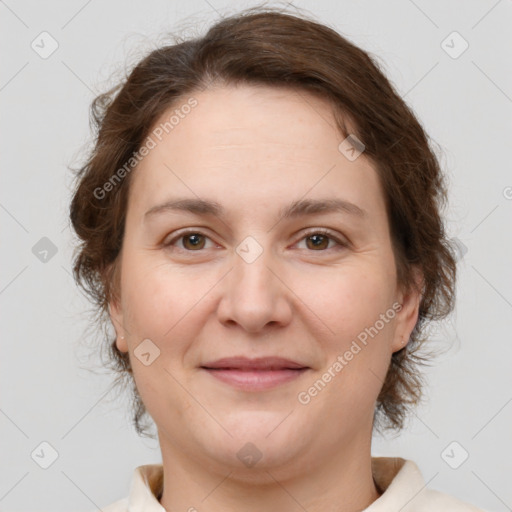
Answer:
xmin=200 ymin=356 xmax=310 ymax=391
xmin=202 ymin=368 xmax=309 ymax=391
xmin=201 ymin=356 xmax=307 ymax=370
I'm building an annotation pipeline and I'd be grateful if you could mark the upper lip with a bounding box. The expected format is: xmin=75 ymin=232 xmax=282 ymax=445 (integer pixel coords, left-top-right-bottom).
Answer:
xmin=201 ymin=356 xmax=308 ymax=370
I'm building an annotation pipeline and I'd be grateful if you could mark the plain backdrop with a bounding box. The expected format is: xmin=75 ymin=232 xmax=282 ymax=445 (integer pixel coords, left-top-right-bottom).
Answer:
xmin=1 ymin=0 xmax=511 ymax=511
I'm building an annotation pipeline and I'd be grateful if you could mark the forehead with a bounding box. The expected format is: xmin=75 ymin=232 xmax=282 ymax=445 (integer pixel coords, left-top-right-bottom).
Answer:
xmin=156 ymin=84 xmax=343 ymax=153
xmin=128 ymin=84 xmax=385 ymax=221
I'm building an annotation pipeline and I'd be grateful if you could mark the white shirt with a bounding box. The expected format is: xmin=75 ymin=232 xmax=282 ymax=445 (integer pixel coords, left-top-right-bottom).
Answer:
xmin=99 ymin=457 xmax=483 ymax=511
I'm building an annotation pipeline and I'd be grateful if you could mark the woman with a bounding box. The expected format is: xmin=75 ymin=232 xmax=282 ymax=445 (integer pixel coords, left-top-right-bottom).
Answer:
xmin=69 ymin=6 xmax=482 ymax=511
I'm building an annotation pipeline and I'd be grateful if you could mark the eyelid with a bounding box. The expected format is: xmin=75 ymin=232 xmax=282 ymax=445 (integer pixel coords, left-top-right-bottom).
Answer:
xmin=163 ymin=228 xmax=219 ymax=250
xmin=163 ymin=227 xmax=349 ymax=252
xmin=297 ymin=228 xmax=349 ymax=249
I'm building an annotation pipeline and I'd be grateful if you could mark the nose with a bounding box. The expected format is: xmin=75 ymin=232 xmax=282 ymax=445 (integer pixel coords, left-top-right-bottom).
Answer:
xmin=216 ymin=245 xmax=293 ymax=334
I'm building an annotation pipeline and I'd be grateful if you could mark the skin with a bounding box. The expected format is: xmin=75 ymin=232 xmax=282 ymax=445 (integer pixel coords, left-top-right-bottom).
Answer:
xmin=108 ymin=84 xmax=422 ymax=512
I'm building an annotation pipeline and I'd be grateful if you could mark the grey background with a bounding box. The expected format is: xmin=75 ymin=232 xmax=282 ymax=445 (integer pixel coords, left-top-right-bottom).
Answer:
xmin=1 ymin=0 xmax=511 ymax=511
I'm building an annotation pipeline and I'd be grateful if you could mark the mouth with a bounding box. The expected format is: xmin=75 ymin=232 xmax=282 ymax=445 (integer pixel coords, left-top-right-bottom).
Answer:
xmin=200 ymin=356 xmax=310 ymax=391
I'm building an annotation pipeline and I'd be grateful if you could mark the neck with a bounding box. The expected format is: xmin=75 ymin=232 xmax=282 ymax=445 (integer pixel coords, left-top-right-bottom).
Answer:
xmin=158 ymin=431 xmax=381 ymax=512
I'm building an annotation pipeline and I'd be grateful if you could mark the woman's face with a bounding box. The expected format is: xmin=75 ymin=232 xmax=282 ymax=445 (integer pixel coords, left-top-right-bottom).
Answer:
xmin=109 ymin=84 xmax=420 ymax=474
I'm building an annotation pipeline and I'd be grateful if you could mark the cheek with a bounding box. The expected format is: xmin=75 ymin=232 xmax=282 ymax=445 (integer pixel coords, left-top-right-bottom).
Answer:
xmin=297 ymin=262 xmax=394 ymax=343
xmin=120 ymin=251 xmax=226 ymax=376
xmin=302 ymin=263 xmax=396 ymax=396
xmin=121 ymin=251 xmax=193 ymax=331
xmin=120 ymin=257 xmax=201 ymax=421
xmin=119 ymin=254 xmax=196 ymax=364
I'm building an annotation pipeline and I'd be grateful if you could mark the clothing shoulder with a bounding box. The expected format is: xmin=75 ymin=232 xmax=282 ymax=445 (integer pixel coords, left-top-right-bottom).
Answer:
xmin=91 ymin=497 xmax=129 ymax=512
xmin=420 ymin=488 xmax=485 ymax=511
xmin=370 ymin=457 xmax=485 ymax=512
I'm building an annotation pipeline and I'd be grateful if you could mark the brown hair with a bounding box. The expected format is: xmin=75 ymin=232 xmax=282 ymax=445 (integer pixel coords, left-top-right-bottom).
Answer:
xmin=69 ymin=5 xmax=456 ymax=436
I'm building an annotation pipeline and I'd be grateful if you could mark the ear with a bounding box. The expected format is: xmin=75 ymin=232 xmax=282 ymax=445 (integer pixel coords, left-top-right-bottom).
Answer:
xmin=391 ymin=266 xmax=423 ymax=353
xmin=108 ymin=296 xmax=128 ymax=353
xmin=105 ymin=262 xmax=128 ymax=353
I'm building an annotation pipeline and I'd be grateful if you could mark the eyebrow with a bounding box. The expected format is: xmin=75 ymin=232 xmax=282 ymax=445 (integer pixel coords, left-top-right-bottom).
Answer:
xmin=144 ymin=197 xmax=367 ymax=223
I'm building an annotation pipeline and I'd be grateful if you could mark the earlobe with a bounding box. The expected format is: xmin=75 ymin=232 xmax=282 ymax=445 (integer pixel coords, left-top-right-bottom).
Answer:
xmin=108 ymin=300 xmax=128 ymax=353
xmin=116 ymin=334 xmax=128 ymax=353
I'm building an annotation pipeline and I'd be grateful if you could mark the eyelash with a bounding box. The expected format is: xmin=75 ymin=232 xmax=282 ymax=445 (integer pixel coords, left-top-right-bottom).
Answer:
xmin=163 ymin=228 xmax=348 ymax=253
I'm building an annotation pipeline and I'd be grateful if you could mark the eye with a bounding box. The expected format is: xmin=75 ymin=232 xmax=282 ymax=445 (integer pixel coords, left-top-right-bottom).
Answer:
xmin=295 ymin=229 xmax=348 ymax=251
xmin=163 ymin=228 xmax=348 ymax=252
xmin=164 ymin=230 xmax=215 ymax=251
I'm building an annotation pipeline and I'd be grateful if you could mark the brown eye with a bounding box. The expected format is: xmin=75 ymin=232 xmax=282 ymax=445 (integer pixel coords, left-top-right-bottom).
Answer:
xmin=181 ymin=233 xmax=206 ymax=250
xmin=164 ymin=231 xmax=213 ymax=251
xmin=297 ymin=229 xmax=347 ymax=252
xmin=305 ymin=233 xmax=330 ymax=250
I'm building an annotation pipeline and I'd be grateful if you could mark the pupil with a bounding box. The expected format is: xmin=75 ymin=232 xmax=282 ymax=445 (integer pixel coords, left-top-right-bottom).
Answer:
xmin=309 ymin=234 xmax=327 ymax=249
xmin=186 ymin=234 xmax=203 ymax=248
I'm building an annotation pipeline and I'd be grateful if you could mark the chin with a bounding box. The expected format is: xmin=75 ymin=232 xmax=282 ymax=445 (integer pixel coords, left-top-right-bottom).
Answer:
xmin=198 ymin=415 xmax=306 ymax=466
xmin=221 ymin=409 xmax=297 ymax=438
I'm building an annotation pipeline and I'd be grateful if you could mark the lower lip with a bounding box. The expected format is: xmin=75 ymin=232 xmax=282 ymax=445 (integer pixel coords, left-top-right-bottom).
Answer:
xmin=202 ymin=368 xmax=308 ymax=391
